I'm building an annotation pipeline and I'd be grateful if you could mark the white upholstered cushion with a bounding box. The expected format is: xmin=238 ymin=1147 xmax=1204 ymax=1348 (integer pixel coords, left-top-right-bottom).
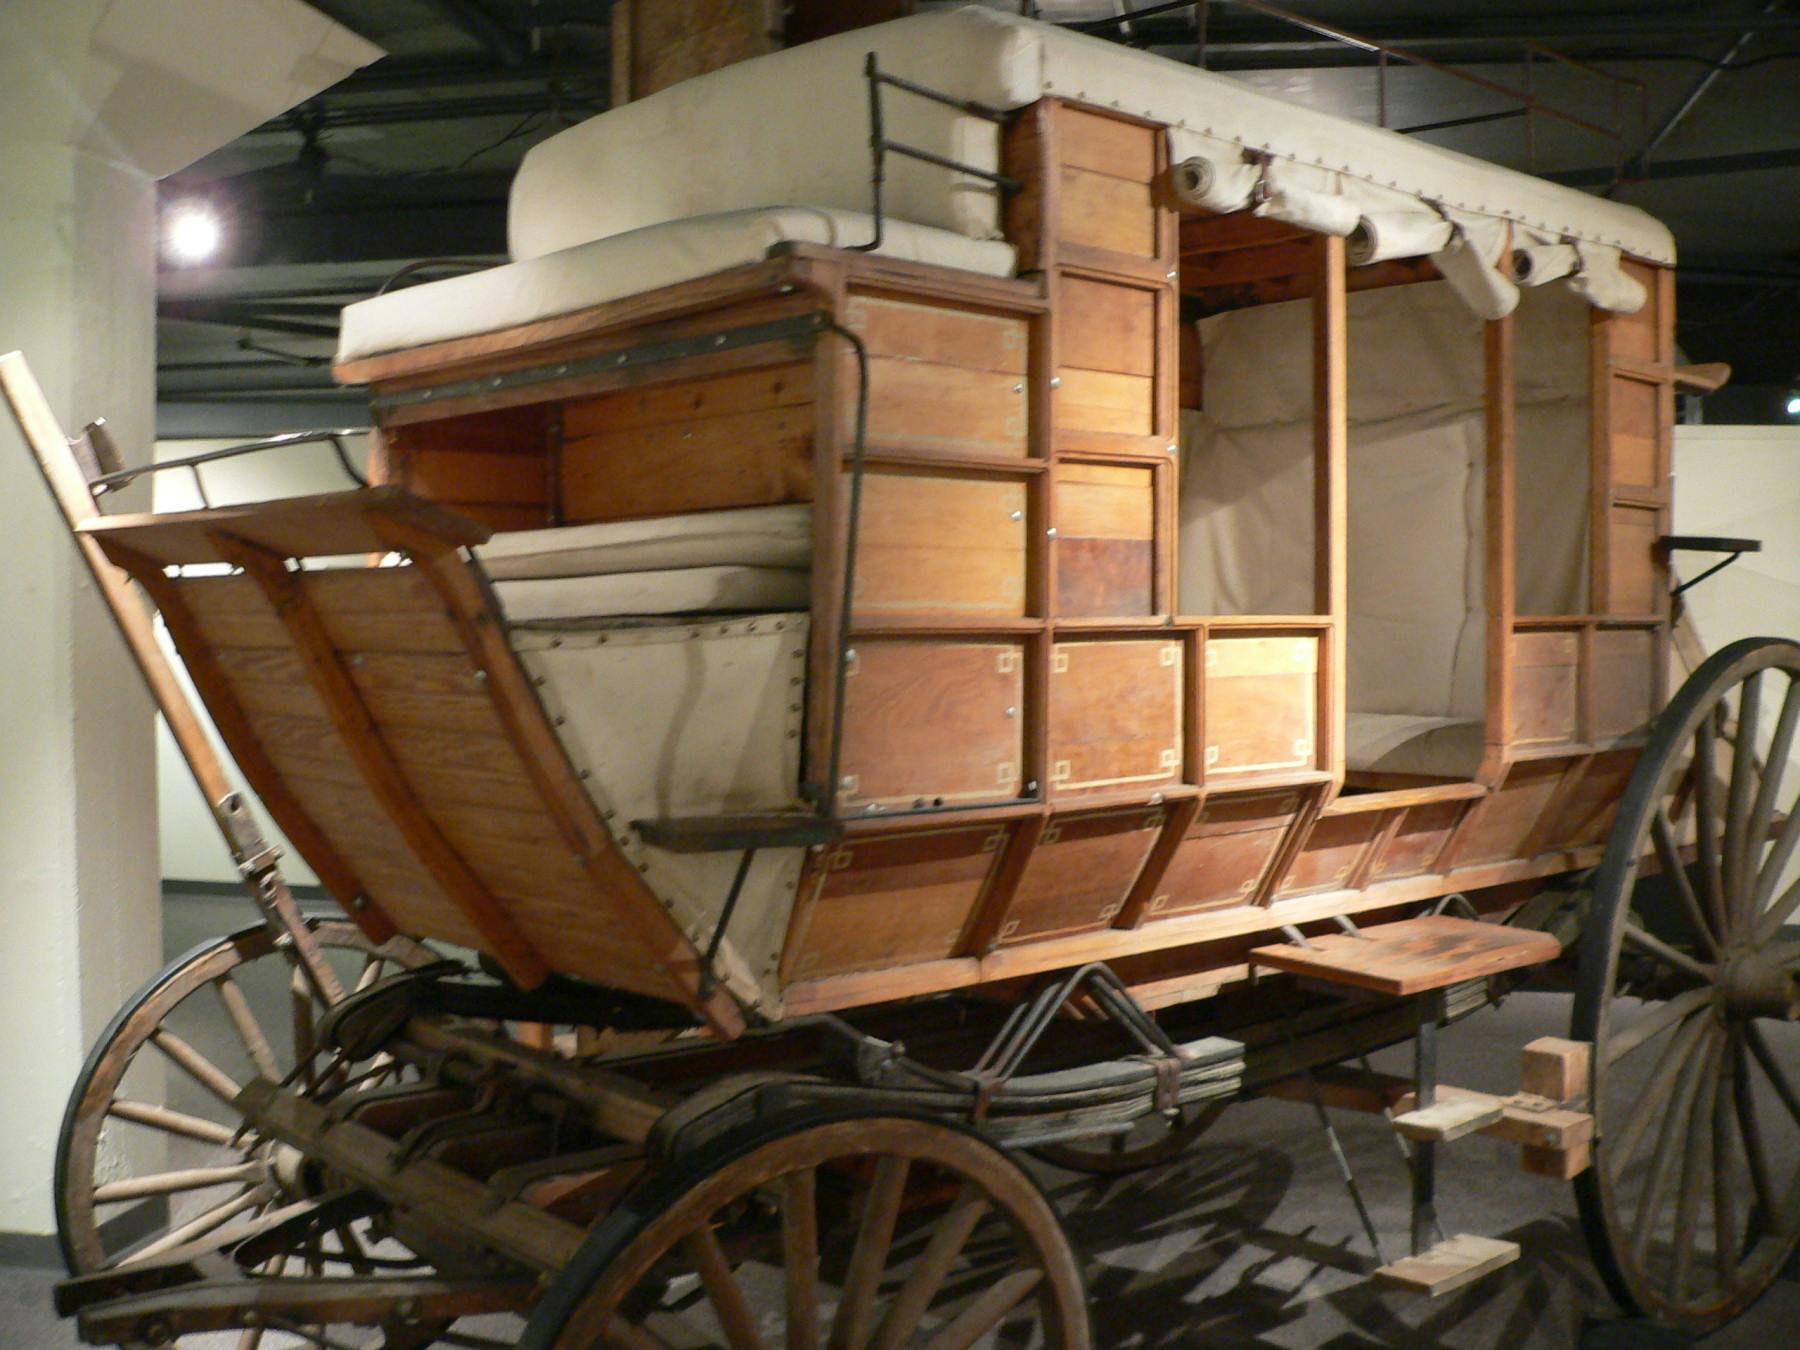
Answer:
xmin=336 ymin=207 xmax=1016 ymax=364
xmin=492 ymin=566 xmax=810 ymax=623
xmin=1345 ymin=713 xmax=1486 ymax=779
xmin=477 ymin=504 xmax=811 ymax=581
xmin=508 ymin=8 xmax=1672 ymax=267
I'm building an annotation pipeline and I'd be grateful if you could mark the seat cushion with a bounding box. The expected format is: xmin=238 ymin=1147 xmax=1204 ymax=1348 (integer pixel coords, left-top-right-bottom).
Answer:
xmin=476 ymin=504 xmax=811 ymax=581
xmin=1345 ymin=712 xmax=1486 ymax=780
xmin=492 ymin=566 xmax=810 ymax=624
xmin=336 ymin=207 xmax=1016 ymax=365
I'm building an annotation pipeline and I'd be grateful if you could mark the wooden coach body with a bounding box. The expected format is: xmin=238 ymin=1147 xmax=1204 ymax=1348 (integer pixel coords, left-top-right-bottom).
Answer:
xmin=63 ymin=10 xmax=1694 ymax=1033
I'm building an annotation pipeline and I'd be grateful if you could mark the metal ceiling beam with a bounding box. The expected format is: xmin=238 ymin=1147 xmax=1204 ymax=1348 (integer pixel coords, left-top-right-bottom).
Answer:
xmin=1548 ymin=145 xmax=1800 ymax=186
xmin=418 ymin=0 xmax=528 ymax=67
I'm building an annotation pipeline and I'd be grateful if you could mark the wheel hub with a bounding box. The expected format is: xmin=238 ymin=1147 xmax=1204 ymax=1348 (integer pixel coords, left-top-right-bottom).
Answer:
xmin=1718 ymin=945 xmax=1800 ymax=1021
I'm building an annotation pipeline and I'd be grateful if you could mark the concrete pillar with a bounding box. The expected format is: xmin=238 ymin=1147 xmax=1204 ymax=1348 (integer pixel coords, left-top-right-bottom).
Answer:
xmin=0 ymin=0 xmax=379 ymax=1244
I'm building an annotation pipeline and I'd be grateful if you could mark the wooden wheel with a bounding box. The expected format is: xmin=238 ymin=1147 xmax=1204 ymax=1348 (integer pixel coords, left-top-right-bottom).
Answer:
xmin=55 ymin=918 xmax=443 ymax=1344
xmin=1033 ymin=1103 xmax=1226 ymax=1177
xmin=1574 ymin=637 xmax=1800 ymax=1334
xmin=522 ymin=1111 xmax=1092 ymax=1349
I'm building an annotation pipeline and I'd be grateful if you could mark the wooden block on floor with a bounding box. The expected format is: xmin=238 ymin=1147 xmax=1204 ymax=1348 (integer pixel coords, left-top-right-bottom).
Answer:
xmin=1392 ymin=1090 xmax=1505 ymax=1142
xmin=1374 ymin=1234 xmax=1520 ymax=1297
xmin=1521 ymin=1036 xmax=1590 ymax=1103
xmin=1393 ymin=1086 xmax=1593 ymax=1152
xmin=1522 ymin=1136 xmax=1592 ymax=1179
xmin=1247 ymin=916 xmax=1562 ymax=996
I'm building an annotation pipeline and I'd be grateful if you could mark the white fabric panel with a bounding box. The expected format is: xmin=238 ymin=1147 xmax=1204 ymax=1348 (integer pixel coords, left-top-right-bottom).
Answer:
xmin=1179 ymin=413 xmax=1316 ymax=617
xmin=1344 ymin=713 xmax=1485 ymax=779
xmin=336 ymin=207 xmax=1015 ymax=364
xmin=491 ymin=566 xmax=810 ymax=623
xmin=1512 ymin=242 xmax=1579 ymax=287
xmin=1168 ymin=154 xmax=1262 ymax=214
xmin=1569 ymin=240 xmax=1649 ymax=315
xmin=1349 ymin=212 xmax=1454 ymax=266
xmin=509 ymin=9 xmax=1037 ymax=257
xmin=478 ymin=504 xmax=811 ymax=580
xmin=1431 ymin=213 xmax=1519 ymax=320
xmin=506 ymin=9 xmax=1672 ymax=268
xmin=1512 ymin=281 xmax=1595 ymax=615
xmin=511 ymin=616 xmax=810 ymax=1015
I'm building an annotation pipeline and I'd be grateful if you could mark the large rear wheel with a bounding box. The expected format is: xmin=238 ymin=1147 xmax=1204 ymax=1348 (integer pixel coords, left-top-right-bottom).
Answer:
xmin=1574 ymin=637 xmax=1800 ymax=1334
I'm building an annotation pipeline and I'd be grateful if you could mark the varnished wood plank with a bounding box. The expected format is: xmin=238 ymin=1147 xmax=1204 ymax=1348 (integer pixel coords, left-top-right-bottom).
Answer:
xmin=1248 ymin=915 xmax=1560 ymax=996
xmin=1059 ymin=166 xmax=1156 ymax=257
xmin=853 ymin=473 xmax=1027 ymax=621
xmin=857 ymin=357 xmax=1029 ymax=458
xmin=562 ymin=360 xmax=814 ymax=438
xmin=81 ymin=486 xmax=488 ymax=567
xmin=1057 ymin=277 xmax=1155 ymax=377
xmin=562 ymin=402 xmax=814 ymax=522
xmin=842 ymin=295 xmax=1028 ymax=375
xmin=1048 ymin=639 xmax=1182 ymax=798
xmin=214 ymin=533 xmax=549 ymax=989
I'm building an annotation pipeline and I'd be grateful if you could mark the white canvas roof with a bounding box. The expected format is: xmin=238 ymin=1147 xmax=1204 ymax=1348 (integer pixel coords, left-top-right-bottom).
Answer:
xmin=510 ymin=5 xmax=1674 ymax=269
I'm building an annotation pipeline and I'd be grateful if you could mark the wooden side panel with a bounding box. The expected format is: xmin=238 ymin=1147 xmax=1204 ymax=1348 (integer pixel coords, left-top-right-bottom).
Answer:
xmin=1275 ymin=812 xmax=1381 ymax=898
xmin=1054 ymin=461 xmax=1154 ymax=616
xmin=1606 ymin=506 xmax=1662 ymax=615
xmin=1511 ymin=631 xmax=1580 ymax=747
xmin=854 ymin=472 xmax=1028 ymax=620
xmin=1146 ymin=790 xmax=1302 ymax=918
xmin=1608 ymin=376 xmax=1661 ymax=490
xmin=838 ymin=641 xmax=1024 ymax=810
xmin=1539 ymin=749 xmax=1639 ymax=850
xmin=1204 ymin=635 xmax=1319 ymax=778
xmin=1048 ymin=639 xmax=1182 ymax=798
xmin=997 ymin=807 xmax=1163 ymax=944
xmin=1369 ymin=800 xmax=1465 ymax=882
xmin=1594 ymin=627 xmax=1656 ymax=739
xmin=1454 ymin=759 xmax=1567 ymax=865
xmin=380 ymin=405 xmax=554 ymax=534
xmin=782 ymin=825 xmax=1007 ymax=982
xmin=842 ymin=293 xmax=1030 ymax=459
xmin=1055 ymin=277 xmax=1157 ymax=436
xmin=560 ymin=362 xmax=815 ymax=522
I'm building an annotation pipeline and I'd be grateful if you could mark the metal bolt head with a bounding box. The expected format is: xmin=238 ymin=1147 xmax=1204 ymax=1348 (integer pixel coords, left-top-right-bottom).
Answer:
xmin=1010 ymin=510 xmax=1023 ymax=521
xmin=1046 ymin=526 xmax=1058 ymax=538
xmin=1049 ymin=376 xmax=1062 ymax=388
xmin=349 ymin=893 xmax=368 ymax=913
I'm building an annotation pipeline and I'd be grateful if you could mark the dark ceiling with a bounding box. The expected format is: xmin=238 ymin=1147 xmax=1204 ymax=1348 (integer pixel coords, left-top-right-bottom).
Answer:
xmin=155 ymin=0 xmax=1800 ymax=433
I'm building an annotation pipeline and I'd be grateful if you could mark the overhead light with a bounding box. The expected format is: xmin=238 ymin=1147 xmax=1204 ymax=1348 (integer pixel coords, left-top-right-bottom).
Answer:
xmin=1786 ymin=394 xmax=1800 ymax=417
xmin=163 ymin=201 xmax=222 ymax=265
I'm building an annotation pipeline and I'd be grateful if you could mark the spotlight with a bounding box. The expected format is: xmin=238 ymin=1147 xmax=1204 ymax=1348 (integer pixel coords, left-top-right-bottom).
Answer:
xmin=1786 ymin=394 xmax=1800 ymax=418
xmin=163 ymin=201 xmax=222 ymax=265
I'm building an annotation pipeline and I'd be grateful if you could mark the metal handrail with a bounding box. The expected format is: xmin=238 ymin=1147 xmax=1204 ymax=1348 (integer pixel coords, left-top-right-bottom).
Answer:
xmin=89 ymin=429 xmax=369 ymax=508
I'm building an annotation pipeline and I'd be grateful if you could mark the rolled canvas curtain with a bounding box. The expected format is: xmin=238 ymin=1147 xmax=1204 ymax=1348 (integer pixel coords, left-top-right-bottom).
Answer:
xmin=1511 ymin=241 xmax=1578 ymax=287
xmin=1167 ymin=154 xmax=1259 ymax=214
xmin=1569 ymin=239 xmax=1649 ymax=314
xmin=1431 ymin=211 xmax=1519 ymax=320
xmin=1348 ymin=211 xmax=1454 ymax=265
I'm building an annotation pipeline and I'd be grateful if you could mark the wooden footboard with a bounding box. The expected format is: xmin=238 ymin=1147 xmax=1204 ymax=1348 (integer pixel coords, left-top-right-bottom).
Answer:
xmin=79 ymin=487 xmax=743 ymax=1035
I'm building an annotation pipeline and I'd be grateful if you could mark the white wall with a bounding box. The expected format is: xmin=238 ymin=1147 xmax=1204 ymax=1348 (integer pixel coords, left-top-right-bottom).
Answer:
xmin=1673 ymin=424 xmax=1800 ymax=900
xmin=152 ymin=434 xmax=369 ymax=888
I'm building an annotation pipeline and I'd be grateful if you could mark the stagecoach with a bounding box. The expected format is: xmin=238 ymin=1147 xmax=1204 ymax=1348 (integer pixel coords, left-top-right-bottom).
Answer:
xmin=8 ymin=7 xmax=1798 ymax=1346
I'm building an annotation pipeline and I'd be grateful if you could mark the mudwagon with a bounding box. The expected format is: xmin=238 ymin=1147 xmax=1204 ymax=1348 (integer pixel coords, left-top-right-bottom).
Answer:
xmin=8 ymin=7 xmax=1798 ymax=1346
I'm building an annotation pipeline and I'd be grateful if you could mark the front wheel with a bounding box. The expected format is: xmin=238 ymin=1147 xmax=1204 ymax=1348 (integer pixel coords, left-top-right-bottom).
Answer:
xmin=1574 ymin=637 xmax=1800 ymax=1334
xmin=524 ymin=1110 xmax=1092 ymax=1349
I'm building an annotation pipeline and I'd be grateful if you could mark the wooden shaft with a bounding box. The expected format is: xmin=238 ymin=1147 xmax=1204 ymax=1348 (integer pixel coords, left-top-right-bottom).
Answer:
xmin=1312 ymin=235 xmax=1348 ymax=784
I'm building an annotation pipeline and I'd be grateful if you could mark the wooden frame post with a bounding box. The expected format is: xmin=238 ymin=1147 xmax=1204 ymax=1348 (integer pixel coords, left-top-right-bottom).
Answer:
xmin=1312 ymin=234 xmax=1348 ymax=787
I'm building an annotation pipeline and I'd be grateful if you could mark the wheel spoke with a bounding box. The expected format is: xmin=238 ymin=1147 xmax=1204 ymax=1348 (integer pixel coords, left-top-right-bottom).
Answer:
xmin=151 ymin=1027 xmax=243 ymax=1105
xmin=215 ymin=976 xmax=281 ymax=1081
xmin=1746 ymin=679 xmax=1800 ymax=914
xmin=681 ymin=1221 xmax=767 ymax=1350
xmin=1623 ymin=922 xmax=1714 ymax=984
xmin=1746 ymin=1022 xmax=1800 ymax=1129
xmin=1630 ymin=1023 xmax=1719 ymax=1261
xmin=292 ymin=968 xmax=319 ymax=1091
xmin=93 ymin=1161 xmax=261 ymax=1204
xmin=1605 ymin=987 xmax=1712 ymax=1068
xmin=1695 ymin=718 xmax=1729 ymax=929
xmin=780 ymin=1169 xmax=820 ymax=1350
xmin=1756 ymin=863 xmax=1800 ymax=943
xmin=354 ymin=955 xmax=386 ymax=994
xmin=918 ymin=1268 xmax=1043 ymax=1350
xmin=1609 ymin=1010 xmax=1710 ymax=1177
xmin=601 ymin=1317 xmax=670 ymax=1350
xmin=829 ymin=1155 xmax=911 ymax=1350
xmin=872 ymin=1184 xmax=991 ymax=1350
xmin=1724 ymin=672 xmax=1764 ymax=926
xmin=1669 ymin=1031 xmax=1721 ymax=1302
xmin=1713 ymin=1037 xmax=1742 ymax=1288
xmin=1732 ymin=1033 xmax=1779 ymax=1233
xmin=108 ymin=1099 xmax=240 ymax=1147
xmin=126 ymin=1185 xmax=268 ymax=1265
xmin=1652 ymin=811 xmax=1722 ymax=958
